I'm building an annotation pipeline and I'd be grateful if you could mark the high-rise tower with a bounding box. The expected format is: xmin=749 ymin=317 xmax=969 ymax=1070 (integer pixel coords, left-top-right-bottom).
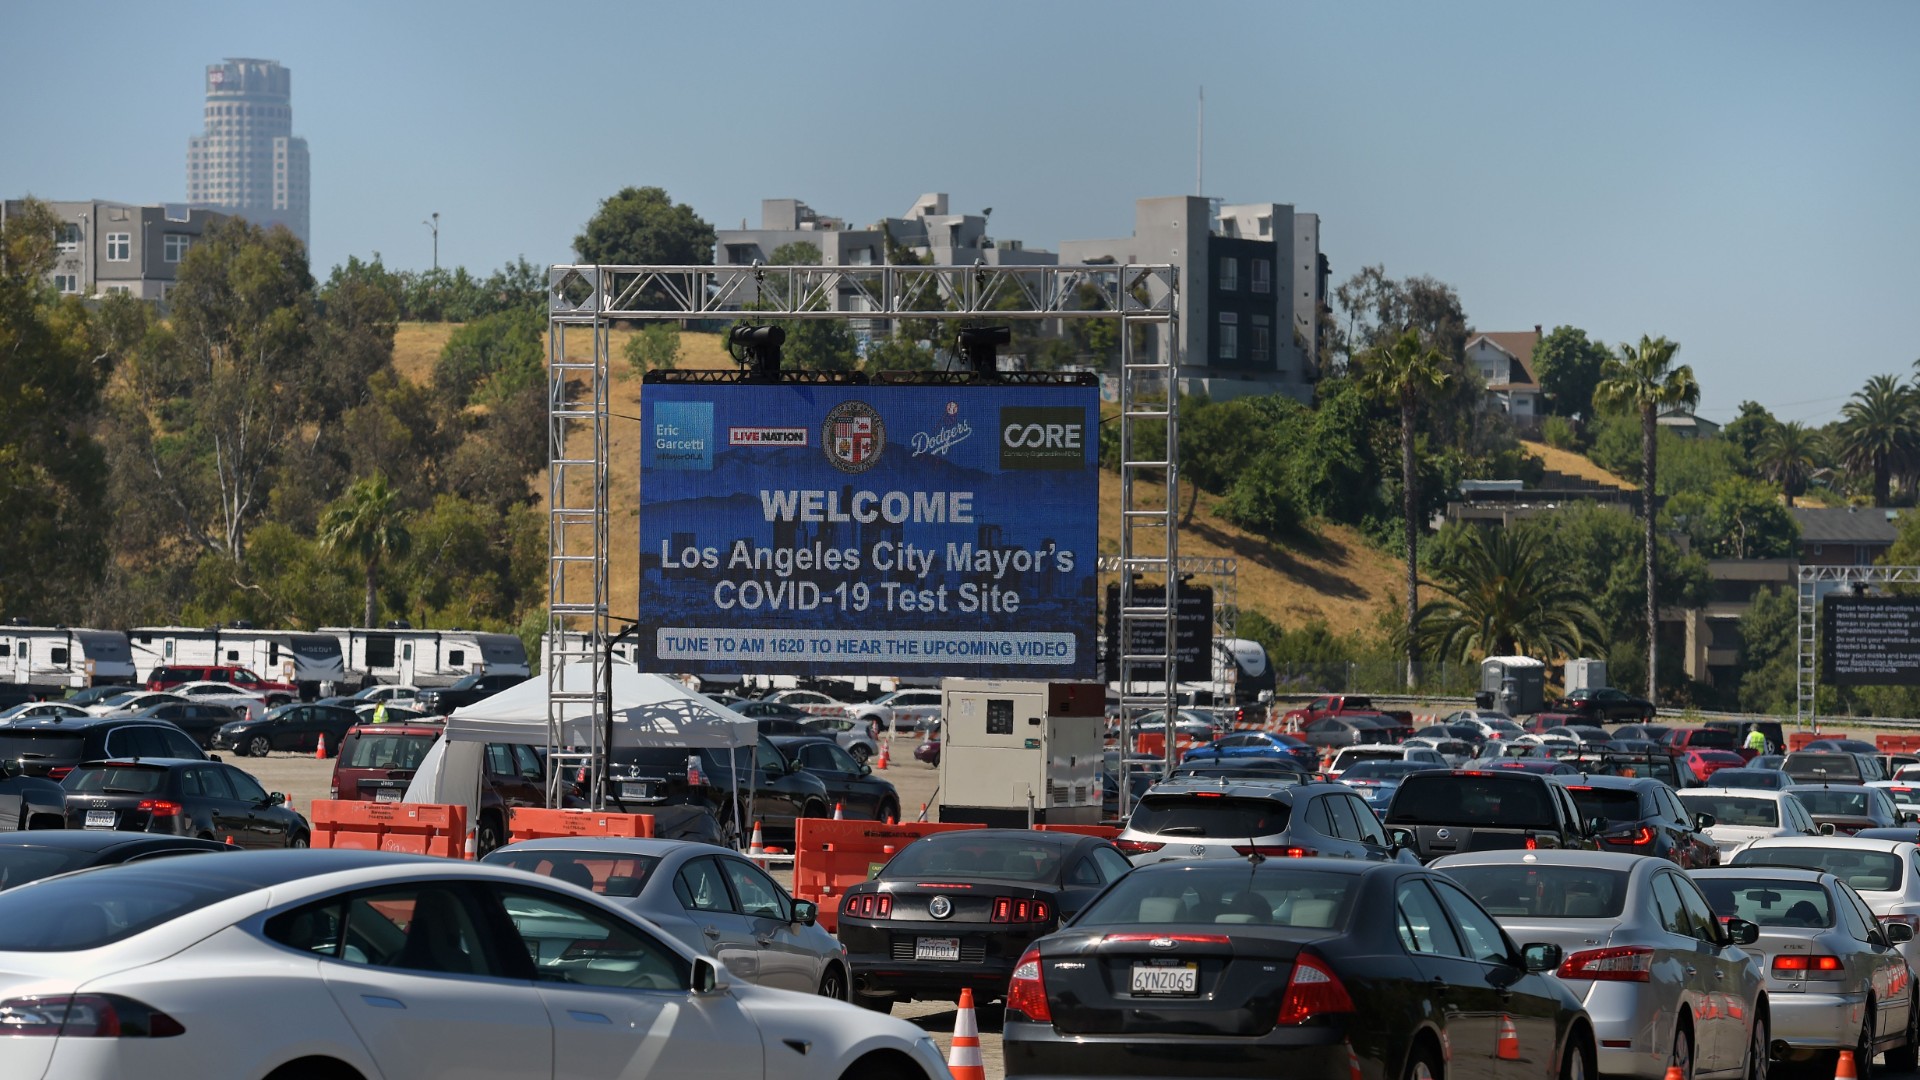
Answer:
xmin=186 ymin=58 xmax=309 ymax=251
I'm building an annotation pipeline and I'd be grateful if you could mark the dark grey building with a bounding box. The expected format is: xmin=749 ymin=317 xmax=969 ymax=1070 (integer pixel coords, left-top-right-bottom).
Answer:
xmin=1 ymin=199 xmax=228 ymax=302
xmin=186 ymin=58 xmax=309 ymax=250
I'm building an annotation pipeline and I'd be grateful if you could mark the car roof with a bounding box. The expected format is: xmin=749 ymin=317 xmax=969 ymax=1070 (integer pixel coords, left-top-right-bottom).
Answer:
xmin=0 ymin=714 xmax=170 ymax=731
xmin=1745 ymin=835 xmax=1913 ymax=853
xmin=1558 ymin=774 xmax=1657 ymax=792
xmin=1336 ymin=743 xmax=1409 ymax=753
xmin=909 ymin=828 xmax=1092 ymax=849
xmin=1144 ymin=777 xmax=1334 ymax=800
xmin=1119 ymin=855 xmax=1415 ymax=882
xmin=1431 ymin=849 xmax=1650 ymax=871
xmin=1692 ymin=866 xmax=1838 ymax=885
xmin=765 ymin=734 xmax=840 ymax=748
xmin=345 ymin=723 xmax=444 ymax=736
xmin=0 ymin=831 xmax=231 ymax=853
xmin=1786 ymin=783 xmax=1876 ymax=794
xmin=487 ymin=837 xmax=735 ymax=859
xmin=1681 ymin=787 xmax=1791 ymax=800
xmin=73 ymin=757 xmax=208 ymax=769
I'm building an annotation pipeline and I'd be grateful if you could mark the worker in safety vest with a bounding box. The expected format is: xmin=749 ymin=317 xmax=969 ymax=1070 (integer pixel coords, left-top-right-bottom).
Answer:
xmin=1744 ymin=725 xmax=1767 ymax=754
xmin=371 ymin=700 xmax=389 ymax=725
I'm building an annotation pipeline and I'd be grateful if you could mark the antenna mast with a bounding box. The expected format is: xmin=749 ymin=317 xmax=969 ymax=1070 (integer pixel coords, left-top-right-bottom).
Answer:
xmin=1196 ymin=86 xmax=1205 ymax=196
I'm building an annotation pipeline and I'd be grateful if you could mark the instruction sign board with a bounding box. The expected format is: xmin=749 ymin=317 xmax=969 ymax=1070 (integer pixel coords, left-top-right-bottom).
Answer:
xmin=639 ymin=384 xmax=1098 ymax=678
xmin=1823 ymin=597 xmax=1920 ymax=686
xmin=1103 ymin=581 xmax=1215 ymax=683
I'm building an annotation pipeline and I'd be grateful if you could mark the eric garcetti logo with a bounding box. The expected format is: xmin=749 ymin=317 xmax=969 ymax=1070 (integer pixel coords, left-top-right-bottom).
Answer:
xmin=823 ymin=400 xmax=884 ymax=474
xmin=652 ymin=402 xmax=713 ymax=470
xmin=999 ymin=406 xmax=1087 ymax=470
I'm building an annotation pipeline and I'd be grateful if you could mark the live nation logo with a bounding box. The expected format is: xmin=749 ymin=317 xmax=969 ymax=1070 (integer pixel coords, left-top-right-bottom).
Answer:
xmin=911 ymin=400 xmax=972 ymax=458
xmin=728 ymin=427 xmax=807 ymax=447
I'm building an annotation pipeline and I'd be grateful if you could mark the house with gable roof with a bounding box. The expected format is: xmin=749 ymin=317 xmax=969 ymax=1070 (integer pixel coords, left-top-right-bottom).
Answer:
xmin=1465 ymin=325 xmax=1543 ymax=420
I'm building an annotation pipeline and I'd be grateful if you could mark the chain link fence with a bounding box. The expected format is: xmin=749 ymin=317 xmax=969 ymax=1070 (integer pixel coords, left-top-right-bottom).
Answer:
xmin=1271 ymin=661 xmax=1479 ymax=699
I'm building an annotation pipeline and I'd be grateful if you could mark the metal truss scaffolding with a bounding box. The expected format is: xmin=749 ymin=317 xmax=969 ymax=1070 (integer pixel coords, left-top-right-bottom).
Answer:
xmin=1796 ymin=564 xmax=1920 ymax=731
xmin=547 ymin=263 xmax=1179 ymax=811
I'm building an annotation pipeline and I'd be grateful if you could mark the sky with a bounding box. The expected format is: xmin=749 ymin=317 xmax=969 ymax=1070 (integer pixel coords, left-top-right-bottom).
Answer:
xmin=3 ymin=0 xmax=1915 ymax=423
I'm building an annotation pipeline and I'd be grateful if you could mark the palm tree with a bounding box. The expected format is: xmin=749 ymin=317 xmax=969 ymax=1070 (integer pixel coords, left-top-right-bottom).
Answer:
xmin=1359 ymin=327 xmax=1451 ymax=688
xmin=1837 ymin=374 xmax=1917 ymax=506
xmin=1416 ymin=526 xmax=1601 ymax=662
xmin=1593 ymin=334 xmax=1697 ymax=706
xmin=319 ymin=473 xmax=412 ymax=628
xmin=1755 ymin=420 xmax=1821 ymax=506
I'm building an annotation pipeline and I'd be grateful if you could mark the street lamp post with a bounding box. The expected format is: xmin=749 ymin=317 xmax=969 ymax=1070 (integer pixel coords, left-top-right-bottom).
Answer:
xmin=423 ymin=211 xmax=439 ymax=272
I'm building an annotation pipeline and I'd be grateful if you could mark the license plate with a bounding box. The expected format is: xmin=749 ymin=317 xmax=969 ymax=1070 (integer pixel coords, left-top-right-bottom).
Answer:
xmin=621 ymin=781 xmax=654 ymax=800
xmin=374 ymin=788 xmax=402 ymax=803
xmin=915 ymin=937 xmax=960 ymax=962
xmin=1131 ymin=963 xmax=1198 ymax=995
xmin=84 ymin=810 xmax=116 ymax=828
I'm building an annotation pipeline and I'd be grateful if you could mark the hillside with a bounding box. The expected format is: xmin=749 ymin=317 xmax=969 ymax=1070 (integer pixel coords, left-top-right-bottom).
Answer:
xmin=1518 ymin=438 xmax=1634 ymax=489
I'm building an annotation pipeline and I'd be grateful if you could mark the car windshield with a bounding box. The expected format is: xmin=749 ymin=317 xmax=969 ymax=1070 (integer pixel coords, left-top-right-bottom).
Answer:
xmin=343 ymin=732 xmax=437 ymax=770
xmin=1386 ymin=776 xmax=1555 ymax=828
xmin=1696 ymin=877 xmax=1834 ymax=928
xmin=484 ymin=850 xmax=663 ymax=898
xmin=1443 ymin=864 xmax=1629 ymax=920
xmin=1793 ymin=790 xmax=1872 ymax=817
xmin=1713 ymin=770 xmax=1787 ymax=790
xmin=63 ymin=765 xmax=169 ymax=794
xmin=1679 ymin=794 xmax=1780 ymax=828
xmin=100 ymin=693 xmax=141 ymax=708
xmin=881 ymin=838 xmax=1064 ymax=883
xmin=1128 ymin=795 xmax=1292 ymax=838
xmin=0 ymin=864 xmax=259 ymax=950
xmin=0 ymin=731 xmax=85 ymax=765
xmin=1735 ymin=847 xmax=1905 ymax=892
xmin=1077 ymin=866 xmax=1354 ymax=929
xmin=0 ymin=848 xmax=103 ymax=891
xmin=1566 ymin=787 xmax=1643 ymax=824
xmin=1336 ymin=749 xmax=1402 ymax=765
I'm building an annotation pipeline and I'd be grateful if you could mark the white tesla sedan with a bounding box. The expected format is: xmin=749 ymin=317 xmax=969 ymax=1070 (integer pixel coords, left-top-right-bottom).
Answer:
xmin=0 ymin=850 xmax=950 ymax=1080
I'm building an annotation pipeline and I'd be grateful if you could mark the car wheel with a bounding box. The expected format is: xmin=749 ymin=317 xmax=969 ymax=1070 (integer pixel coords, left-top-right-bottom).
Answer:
xmin=1671 ymin=1023 xmax=1695 ymax=1080
xmin=1403 ymin=1039 xmax=1443 ymax=1080
xmin=817 ymin=965 xmax=849 ymax=1001
xmin=849 ymin=743 xmax=871 ymax=764
xmin=1852 ymin=1010 xmax=1875 ymax=1080
xmin=801 ymin=800 xmax=829 ymax=820
xmin=1564 ymin=1031 xmax=1595 ymax=1080
xmin=1887 ymin=994 xmax=1920 ymax=1072
xmin=877 ymin=799 xmax=900 ymax=824
xmin=248 ymin=735 xmax=271 ymax=757
xmin=476 ymin=814 xmax=504 ymax=857
xmin=288 ymin=831 xmax=310 ymax=850
xmin=1746 ymin=1014 xmax=1769 ymax=1080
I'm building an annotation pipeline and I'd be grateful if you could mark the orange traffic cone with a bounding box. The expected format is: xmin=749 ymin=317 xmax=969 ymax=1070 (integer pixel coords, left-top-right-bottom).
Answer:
xmin=314 ymin=733 xmax=328 ymax=760
xmin=1497 ymin=1014 xmax=1520 ymax=1061
xmin=833 ymin=802 xmax=845 ymax=820
xmin=1835 ymin=1050 xmax=1858 ymax=1080
xmin=876 ymin=741 xmax=890 ymax=770
xmin=748 ymin=820 xmax=765 ymax=856
xmin=947 ymin=988 xmax=985 ymax=1080
xmin=1663 ymin=1065 xmax=1684 ymax=1080
xmin=463 ymin=826 xmax=478 ymax=859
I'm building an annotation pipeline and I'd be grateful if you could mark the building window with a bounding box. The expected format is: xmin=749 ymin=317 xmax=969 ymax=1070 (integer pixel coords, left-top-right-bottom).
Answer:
xmin=1219 ymin=312 xmax=1238 ymax=361
xmin=106 ymin=233 xmax=130 ymax=261
xmin=1252 ymin=315 xmax=1271 ymax=364
xmin=163 ymin=234 xmax=191 ymax=263
xmin=1219 ymin=257 xmax=1238 ymax=292
xmin=53 ymin=274 xmax=80 ymax=294
xmin=56 ymin=223 xmax=81 ymax=252
xmin=1252 ymin=259 xmax=1272 ymax=294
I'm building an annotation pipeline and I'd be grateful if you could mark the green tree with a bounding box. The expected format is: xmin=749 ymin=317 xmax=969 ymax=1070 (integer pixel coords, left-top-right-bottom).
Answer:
xmin=761 ymin=241 xmax=857 ymax=372
xmin=1837 ymin=373 xmax=1916 ymax=505
xmin=1416 ymin=525 xmax=1601 ymax=661
xmin=573 ymin=186 xmax=715 ymax=268
xmin=319 ymin=473 xmax=413 ymax=628
xmin=1593 ymin=334 xmax=1698 ymax=704
xmin=1756 ymin=420 xmax=1821 ymax=506
xmin=1720 ymin=400 xmax=1777 ymax=474
xmin=434 ymin=307 xmax=544 ymax=407
xmin=1358 ymin=328 xmax=1451 ymax=685
xmin=1532 ymin=326 xmax=1611 ymax=419
xmin=1735 ymin=586 xmax=1798 ymax=714
xmin=622 ymin=323 xmax=681 ymax=376
xmin=1691 ymin=478 xmax=1799 ymax=559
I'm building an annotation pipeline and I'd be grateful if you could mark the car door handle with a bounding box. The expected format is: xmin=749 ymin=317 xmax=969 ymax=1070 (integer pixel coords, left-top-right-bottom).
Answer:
xmin=361 ymin=995 xmax=406 ymax=1009
xmin=1685 ymin=965 xmax=1698 ymax=977
xmin=703 ymin=926 xmax=721 ymax=937
xmin=756 ymin=937 xmax=775 ymax=947
xmin=1430 ymin=976 xmax=1450 ymax=994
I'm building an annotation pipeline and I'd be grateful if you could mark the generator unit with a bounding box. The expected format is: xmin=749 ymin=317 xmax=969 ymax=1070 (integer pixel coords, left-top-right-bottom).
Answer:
xmin=938 ymin=679 xmax=1104 ymax=828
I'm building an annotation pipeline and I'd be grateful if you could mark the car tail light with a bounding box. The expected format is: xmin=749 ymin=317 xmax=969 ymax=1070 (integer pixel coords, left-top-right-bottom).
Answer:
xmin=1772 ymin=955 xmax=1845 ymax=980
xmin=989 ymin=898 xmax=1052 ymax=923
xmin=1603 ymin=827 xmax=1656 ymax=848
xmin=1558 ymin=946 xmax=1653 ymax=982
xmin=1278 ymin=951 xmax=1353 ymax=1024
xmin=137 ymin=799 xmax=183 ymax=817
xmin=1105 ymin=932 xmax=1230 ymax=944
xmin=0 ymin=994 xmax=185 ymax=1038
xmin=1007 ymin=945 xmax=1051 ymax=1022
xmin=839 ymin=893 xmax=892 ymax=919
xmin=1114 ymin=839 xmax=1165 ymax=856
xmin=47 ymin=766 xmax=73 ymax=781
xmin=1525 ymin=836 xmax=1538 ymax=851
xmin=1232 ymin=845 xmax=1315 ymax=857
xmin=686 ymin=755 xmax=707 ymax=787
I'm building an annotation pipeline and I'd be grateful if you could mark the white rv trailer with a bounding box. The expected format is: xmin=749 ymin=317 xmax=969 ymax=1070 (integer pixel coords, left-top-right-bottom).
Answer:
xmin=0 ymin=625 xmax=136 ymax=692
xmin=325 ymin=626 xmax=530 ymax=688
xmin=127 ymin=626 xmax=347 ymax=697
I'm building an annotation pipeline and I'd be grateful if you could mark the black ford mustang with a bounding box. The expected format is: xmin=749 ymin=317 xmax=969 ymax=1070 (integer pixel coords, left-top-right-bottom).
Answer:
xmin=1003 ymin=857 xmax=1595 ymax=1080
xmin=837 ymin=828 xmax=1135 ymax=1013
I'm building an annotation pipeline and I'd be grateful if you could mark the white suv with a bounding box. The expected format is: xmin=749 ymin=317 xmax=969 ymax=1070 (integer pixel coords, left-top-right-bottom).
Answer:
xmin=847 ymin=688 xmax=943 ymax=736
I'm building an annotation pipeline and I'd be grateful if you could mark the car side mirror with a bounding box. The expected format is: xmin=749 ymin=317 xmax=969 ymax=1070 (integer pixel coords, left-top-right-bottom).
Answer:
xmin=208 ymin=753 xmax=222 ymax=763
xmin=1904 ymin=812 xmax=1920 ymax=825
xmin=1888 ymin=922 xmax=1917 ymax=945
xmin=267 ymin=791 xmax=287 ymax=806
xmin=1520 ymin=942 xmax=1563 ymax=973
xmin=1386 ymin=826 xmax=1416 ymax=849
xmin=1820 ymin=822 xmax=1838 ymax=836
xmin=791 ymin=899 xmax=818 ymax=927
xmin=1584 ymin=816 xmax=1607 ymax=836
xmin=690 ymin=956 xmax=727 ymax=994
xmin=1694 ymin=812 xmax=1716 ymax=831
xmin=858 ymin=763 xmax=872 ymax=776
xmin=1724 ymin=917 xmax=1760 ymax=946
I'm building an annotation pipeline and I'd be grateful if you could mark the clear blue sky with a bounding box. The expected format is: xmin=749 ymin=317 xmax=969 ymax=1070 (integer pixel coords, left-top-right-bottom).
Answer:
xmin=4 ymin=1 xmax=1915 ymax=423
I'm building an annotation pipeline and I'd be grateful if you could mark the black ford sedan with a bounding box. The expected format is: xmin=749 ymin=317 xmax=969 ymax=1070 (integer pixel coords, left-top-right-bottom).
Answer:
xmin=1003 ymin=858 xmax=1595 ymax=1080
xmin=838 ymin=828 xmax=1135 ymax=1013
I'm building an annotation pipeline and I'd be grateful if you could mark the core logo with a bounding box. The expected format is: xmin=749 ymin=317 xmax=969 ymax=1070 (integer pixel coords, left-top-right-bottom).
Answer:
xmin=728 ymin=427 xmax=808 ymax=447
xmin=998 ymin=406 xmax=1087 ymax=471
xmin=823 ymin=401 xmax=884 ymax=474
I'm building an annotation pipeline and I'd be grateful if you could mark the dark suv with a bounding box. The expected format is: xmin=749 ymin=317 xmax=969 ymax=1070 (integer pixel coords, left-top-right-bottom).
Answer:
xmin=602 ymin=742 xmax=832 ymax=843
xmin=1384 ymin=769 xmax=1597 ymax=862
xmin=416 ymin=672 xmax=522 ymax=716
xmin=329 ymin=722 xmax=549 ymax=855
xmin=0 ymin=715 xmax=206 ymax=781
xmin=1561 ymin=775 xmax=1719 ymax=868
xmin=1115 ymin=778 xmax=1407 ymax=864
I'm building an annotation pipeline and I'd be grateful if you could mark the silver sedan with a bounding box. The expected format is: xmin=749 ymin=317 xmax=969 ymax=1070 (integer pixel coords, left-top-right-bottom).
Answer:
xmin=1693 ymin=867 xmax=1918 ymax=1071
xmin=1434 ymin=849 xmax=1768 ymax=1080
xmin=483 ymin=836 xmax=850 ymax=999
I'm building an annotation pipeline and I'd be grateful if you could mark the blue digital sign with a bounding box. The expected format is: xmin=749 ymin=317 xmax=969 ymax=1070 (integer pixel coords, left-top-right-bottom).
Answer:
xmin=639 ymin=384 xmax=1099 ymax=678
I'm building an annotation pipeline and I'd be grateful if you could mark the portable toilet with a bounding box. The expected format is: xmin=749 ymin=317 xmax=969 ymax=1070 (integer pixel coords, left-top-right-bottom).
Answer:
xmin=1480 ymin=656 xmax=1546 ymax=714
xmin=1563 ymin=658 xmax=1608 ymax=694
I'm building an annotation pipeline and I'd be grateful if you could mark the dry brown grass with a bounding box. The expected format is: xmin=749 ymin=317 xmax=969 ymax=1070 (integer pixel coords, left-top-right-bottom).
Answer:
xmin=1521 ymin=439 xmax=1634 ymax=490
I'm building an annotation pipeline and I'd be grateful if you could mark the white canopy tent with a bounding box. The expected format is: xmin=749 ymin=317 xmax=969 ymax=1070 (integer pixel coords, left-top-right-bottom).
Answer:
xmin=402 ymin=660 xmax=758 ymax=841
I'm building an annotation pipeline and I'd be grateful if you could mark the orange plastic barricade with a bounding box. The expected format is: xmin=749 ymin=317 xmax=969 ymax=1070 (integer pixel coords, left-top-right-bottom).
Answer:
xmin=507 ymin=808 xmax=654 ymax=843
xmin=309 ymin=800 xmax=468 ymax=859
xmin=1787 ymin=731 xmax=1820 ymax=752
xmin=1876 ymin=734 xmax=1920 ymax=755
xmin=1132 ymin=733 xmax=1201 ymax=758
xmin=1035 ymin=824 xmax=1121 ymax=840
xmin=793 ymin=819 xmax=984 ymax=933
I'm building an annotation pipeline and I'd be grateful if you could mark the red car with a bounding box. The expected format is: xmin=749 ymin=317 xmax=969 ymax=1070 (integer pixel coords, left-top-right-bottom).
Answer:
xmin=1684 ymin=748 xmax=1746 ymax=784
xmin=147 ymin=663 xmax=298 ymax=704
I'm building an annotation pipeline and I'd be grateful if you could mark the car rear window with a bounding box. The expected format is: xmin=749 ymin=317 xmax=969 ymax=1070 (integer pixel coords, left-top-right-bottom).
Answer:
xmin=1678 ymin=794 xmax=1780 ymax=827
xmin=1793 ymin=790 xmax=1874 ymax=817
xmin=1128 ymin=795 xmax=1292 ymax=839
xmin=0 ymin=730 xmax=86 ymax=765
xmin=1076 ymin=866 xmax=1353 ymax=929
xmin=1442 ymin=864 xmax=1629 ymax=920
xmin=1386 ymin=775 xmax=1556 ymax=828
xmin=1565 ymin=787 xmax=1644 ymax=824
xmin=343 ymin=732 xmax=437 ymax=770
xmin=881 ymin=838 xmax=1063 ymax=883
xmin=0 ymin=865 xmax=257 ymax=951
xmin=1696 ymin=877 xmax=1834 ymax=928
xmin=1679 ymin=729 xmax=1736 ymax=750
xmin=1341 ymin=762 xmax=1431 ymax=780
xmin=1734 ymin=847 xmax=1905 ymax=892
xmin=1335 ymin=749 xmax=1402 ymax=766
xmin=0 ymin=848 xmax=103 ymax=891
xmin=1711 ymin=770 xmax=1787 ymax=791
xmin=1785 ymin=755 xmax=1865 ymax=781
xmin=63 ymin=765 xmax=170 ymax=795
xmin=484 ymin=850 xmax=663 ymax=898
